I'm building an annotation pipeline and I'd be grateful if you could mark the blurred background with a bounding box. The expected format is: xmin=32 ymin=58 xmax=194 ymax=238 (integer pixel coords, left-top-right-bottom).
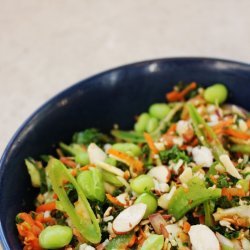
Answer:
xmin=1 ymin=0 xmax=250 ymax=155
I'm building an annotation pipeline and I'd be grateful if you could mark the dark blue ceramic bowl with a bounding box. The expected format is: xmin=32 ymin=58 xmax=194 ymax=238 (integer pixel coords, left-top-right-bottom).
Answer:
xmin=1 ymin=57 xmax=250 ymax=249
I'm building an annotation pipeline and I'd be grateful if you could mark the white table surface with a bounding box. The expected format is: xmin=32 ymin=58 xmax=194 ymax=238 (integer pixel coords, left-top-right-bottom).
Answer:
xmin=1 ymin=0 xmax=250 ymax=156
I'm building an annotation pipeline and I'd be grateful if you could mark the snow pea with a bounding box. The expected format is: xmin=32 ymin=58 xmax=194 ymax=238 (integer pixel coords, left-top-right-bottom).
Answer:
xmin=168 ymin=177 xmax=221 ymax=220
xmin=47 ymin=158 xmax=101 ymax=244
xmin=106 ymin=233 xmax=133 ymax=250
xmin=59 ymin=142 xmax=89 ymax=165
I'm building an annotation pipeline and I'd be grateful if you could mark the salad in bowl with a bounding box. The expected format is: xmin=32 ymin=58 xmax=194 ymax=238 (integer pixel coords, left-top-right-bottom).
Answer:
xmin=16 ymin=82 xmax=250 ymax=250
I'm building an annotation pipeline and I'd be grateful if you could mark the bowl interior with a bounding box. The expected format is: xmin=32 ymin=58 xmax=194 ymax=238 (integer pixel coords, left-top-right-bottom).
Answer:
xmin=1 ymin=58 xmax=250 ymax=249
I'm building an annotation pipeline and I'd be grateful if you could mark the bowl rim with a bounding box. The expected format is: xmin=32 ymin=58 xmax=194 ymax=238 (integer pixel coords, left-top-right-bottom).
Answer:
xmin=1 ymin=56 xmax=250 ymax=248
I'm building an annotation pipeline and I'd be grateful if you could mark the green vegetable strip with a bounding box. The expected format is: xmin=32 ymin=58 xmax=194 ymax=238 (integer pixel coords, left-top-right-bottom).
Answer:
xmin=152 ymin=102 xmax=184 ymax=137
xmin=168 ymin=177 xmax=221 ymax=220
xmin=59 ymin=142 xmax=84 ymax=156
xmin=204 ymin=201 xmax=213 ymax=227
xmin=111 ymin=130 xmax=146 ymax=143
xmin=187 ymin=103 xmax=227 ymax=161
xmin=105 ymin=233 xmax=133 ymax=250
xmin=230 ymin=144 xmax=250 ymax=154
xmin=47 ymin=158 xmax=101 ymax=244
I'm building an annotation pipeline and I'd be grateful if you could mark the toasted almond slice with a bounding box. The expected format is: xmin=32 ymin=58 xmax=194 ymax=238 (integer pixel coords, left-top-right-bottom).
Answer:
xmin=112 ymin=203 xmax=146 ymax=234
xmin=147 ymin=166 xmax=171 ymax=183
xmin=219 ymin=154 xmax=242 ymax=179
xmin=188 ymin=224 xmax=220 ymax=250
xmin=87 ymin=143 xmax=107 ymax=164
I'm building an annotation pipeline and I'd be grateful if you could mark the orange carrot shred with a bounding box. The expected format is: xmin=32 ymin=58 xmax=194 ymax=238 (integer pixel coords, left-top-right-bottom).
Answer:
xmin=128 ymin=234 xmax=137 ymax=247
xmin=18 ymin=213 xmax=35 ymax=226
xmin=71 ymin=169 xmax=77 ymax=177
xmin=222 ymin=187 xmax=246 ymax=201
xmin=36 ymin=201 xmax=56 ymax=213
xmin=144 ymin=132 xmax=158 ymax=154
xmin=166 ymin=123 xmax=177 ymax=135
xmin=247 ymin=119 xmax=250 ymax=128
xmin=60 ymin=157 xmax=77 ymax=168
xmin=107 ymin=148 xmax=143 ymax=174
xmin=166 ymin=82 xmax=197 ymax=102
xmin=183 ymin=221 xmax=191 ymax=233
xmin=106 ymin=194 xmax=126 ymax=207
xmin=223 ymin=128 xmax=250 ymax=140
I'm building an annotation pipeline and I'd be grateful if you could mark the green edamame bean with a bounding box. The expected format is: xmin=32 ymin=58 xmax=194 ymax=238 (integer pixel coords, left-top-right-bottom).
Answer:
xmin=204 ymin=84 xmax=228 ymax=104
xmin=75 ymin=152 xmax=89 ymax=165
xmin=141 ymin=234 xmax=164 ymax=250
xmin=149 ymin=103 xmax=170 ymax=119
xmin=105 ymin=157 xmax=117 ymax=166
xmin=130 ymin=175 xmax=154 ymax=194
xmin=134 ymin=113 xmax=150 ymax=132
xmin=39 ymin=225 xmax=73 ymax=249
xmin=135 ymin=193 xmax=157 ymax=218
xmin=146 ymin=117 xmax=159 ymax=133
xmin=112 ymin=143 xmax=142 ymax=157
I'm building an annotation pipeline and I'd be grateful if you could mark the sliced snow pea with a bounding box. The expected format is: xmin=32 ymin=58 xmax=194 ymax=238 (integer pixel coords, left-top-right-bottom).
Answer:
xmin=105 ymin=233 xmax=133 ymax=250
xmin=112 ymin=143 xmax=142 ymax=157
xmin=59 ymin=142 xmax=89 ymax=165
xmin=111 ymin=130 xmax=146 ymax=143
xmin=230 ymin=144 xmax=250 ymax=154
xmin=47 ymin=158 xmax=101 ymax=244
xmin=188 ymin=103 xmax=227 ymax=161
xmin=168 ymin=177 xmax=221 ymax=220
xmin=77 ymin=168 xmax=105 ymax=202
xmin=102 ymin=170 xmax=123 ymax=187
xmin=141 ymin=234 xmax=164 ymax=250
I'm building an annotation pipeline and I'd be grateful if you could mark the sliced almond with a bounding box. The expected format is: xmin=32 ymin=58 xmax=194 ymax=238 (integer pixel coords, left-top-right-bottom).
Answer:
xmin=112 ymin=203 xmax=146 ymax=234
xmin=87 ymin=143 xmax=107 ymax=164
xmin=148 ymin=166 xmax=171 ymax=183
xmin=219 ymin=154 xmax=242 ymax=179
xmin=188 ymin=224 xmax=220 ymax=250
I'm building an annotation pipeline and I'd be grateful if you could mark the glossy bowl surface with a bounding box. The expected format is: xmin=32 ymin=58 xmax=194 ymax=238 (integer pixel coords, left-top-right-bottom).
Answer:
xmin=1 ymin=57 xmax=250 ymax=249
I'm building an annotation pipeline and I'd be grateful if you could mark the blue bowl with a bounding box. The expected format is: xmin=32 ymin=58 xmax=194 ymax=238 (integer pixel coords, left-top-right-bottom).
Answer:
xmin=1 ymin=57 xmax=250 ymax=249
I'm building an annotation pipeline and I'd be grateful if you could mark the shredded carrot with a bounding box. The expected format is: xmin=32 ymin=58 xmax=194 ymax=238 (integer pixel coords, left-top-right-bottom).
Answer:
xmin=247 ymin=119 xmax=250 ymax=128
xmin=18 ymin=213 xmax=35 ymax=226
xmin=166 ymin=82 xmax=197 ymax=102
xmin=179 ymin=232 xmax=189 ymax=243
xmin=128 ymin=234 xmax=137 ymax=247
xmin=106 ymin=193 xmax=125 ymax=207
xmin=222 ymin=187 xmax=246 ymax=201
xmin=60 ymin=157 xmax=77 ymax=168
xmin=124 ymin=170 xmax=130 ymax=180
xmin=71 ymin=169 xmax=77 ymax=177
xmin=183 ymin=221 xmax=191 ymax=233
xmin=107 ymin=148 xmax=143 ymax=174
xmin=144 ymin=132 xmax=158 ymax=154
xmin=16 ymin=213 xmax=43 ymax=250
xmin=137 ymin=228 xmax=147 ymax=245
xmin=36 ymin=201 xmax=56 ymax=213
xmin=190 ymin=137 xmax=199 ymax=147
xmin=166 ymin=123 xmax=177 ymax=135
xmin=79 ymin=165 xmax=89 ymax=171
xmin=161 ymin=134 xmax=174 ymax=148
xmin=79 ymin=164 xmax=95 ymax=171
xmin=212 ymin=118 xmax=234 ymax=130
xmin=53 ymin=193 xmax=58 ymax=199
xmin=223 ymin=128 xmax=250 ymax=140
